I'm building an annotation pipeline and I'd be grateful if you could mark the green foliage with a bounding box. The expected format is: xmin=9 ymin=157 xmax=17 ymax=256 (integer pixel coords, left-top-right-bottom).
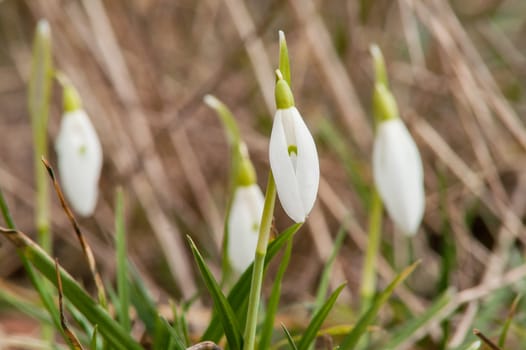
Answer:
xmin=340 ymin=261 xmax=420 ymax=350
xmin=297 ymin=283 xmax=346 ymax=350
xmin=259 ymin=237 xmax=294 ymax=350
xmin=188 ymin=236 xmax=244 ymax=350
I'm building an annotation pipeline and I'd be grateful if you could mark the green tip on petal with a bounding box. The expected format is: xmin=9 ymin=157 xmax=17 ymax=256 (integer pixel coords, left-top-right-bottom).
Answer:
xmin=275 ymin=70 xmax=295 ymax=109
xmin=63 ymin=84 xmax=82 ymax=112
xmin=235 ymin=146 xmax=257 ymax=186
xmin=370 ymin=44 xmax=388 ymax=87
xmin=373 ymin=84 xmax=398 ymax=124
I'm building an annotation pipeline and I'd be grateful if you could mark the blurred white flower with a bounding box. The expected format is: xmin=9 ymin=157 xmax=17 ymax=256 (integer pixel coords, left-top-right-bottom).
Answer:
xmin=373 ymin=118 xmax=425 ymax=235
xmin=269 ymin=106 xmax=319 ymax=223
xmin=55 ymin=109 xmax=102 ymax=217
xmin=227 ymin=184 xmax=264 ymax=273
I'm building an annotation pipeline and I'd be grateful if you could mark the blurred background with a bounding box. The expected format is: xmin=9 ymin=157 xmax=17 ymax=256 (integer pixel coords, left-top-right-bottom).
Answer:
xmin=1 ymin=0 xmax=526 ymax=347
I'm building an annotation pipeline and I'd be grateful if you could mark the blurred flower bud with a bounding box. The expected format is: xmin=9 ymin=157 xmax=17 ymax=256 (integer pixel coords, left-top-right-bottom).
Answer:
xmin=55 ymin=85 xmax=102 ymax=216
xmin=227 ymin=184 xmax=264 ymax=273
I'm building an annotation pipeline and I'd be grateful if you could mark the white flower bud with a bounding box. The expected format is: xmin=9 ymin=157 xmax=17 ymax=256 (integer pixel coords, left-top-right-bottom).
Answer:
xmin=55 ymin=109 xmax=102 ymax=217
xmin=269 ymin=106 xmax=319 ymax=223
xmin=373 ymin=119 xmax=425 ymax=235
xmin=227 ymin=184 xmax=264 ymax=273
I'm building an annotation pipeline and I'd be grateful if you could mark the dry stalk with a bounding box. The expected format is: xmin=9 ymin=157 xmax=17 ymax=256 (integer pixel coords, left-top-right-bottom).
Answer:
xmin=42 ymin=157 xmax=107 ymax=308
xmin=55 ymin=258 xmax=84 ymax=350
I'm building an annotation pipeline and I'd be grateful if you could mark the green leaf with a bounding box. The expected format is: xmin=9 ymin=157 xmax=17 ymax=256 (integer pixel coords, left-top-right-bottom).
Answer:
xmin=188 ymin=236 xmax=244 ymax=350
xmin=382 ymin=289 xmax=453 ymax=349
xmin=281 ymin=323 xmax=299 ymax=350
xmin=0 ymin=283 xmax=51 ymax=323
xmin=201 ymin=223 xmax=301 ymax=342
xmin=339 ymin=261 xmax=420 ymax=350
xmin=297 ymin=283 xmax=346 ymax=350
xmin=90 ymin=325 xmax=99 ymax=350
xmin=259 ymin=237 xmax=293 ymax=350
xmin=115 ymin=188 xmax=131 ymax=331
xmin=498 ymin=294 xmax=521 ymax=347
xmin=313 ymin=224 xmax=347 ymax=313
xmin=171 ymin=300 xmax=190 ymax=347
xmin=129 ymin=268 xmax=186 ymax=350
xmin=0 ymin=227 xmax=142 ymax=350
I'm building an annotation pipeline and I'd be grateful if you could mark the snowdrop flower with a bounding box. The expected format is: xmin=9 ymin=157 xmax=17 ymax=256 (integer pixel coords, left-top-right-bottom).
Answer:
xmin=227 ymin=182 xmax=264 ymax=273
xmin=371 ymin=45 xmax=424 ymax=235
xmin=373 ymin=118 xmax=425 ymax=235
xmin=55 ymin=85 xmax=102 ymax=217
xmin=269 ymin=71 xmax=319 ymax=223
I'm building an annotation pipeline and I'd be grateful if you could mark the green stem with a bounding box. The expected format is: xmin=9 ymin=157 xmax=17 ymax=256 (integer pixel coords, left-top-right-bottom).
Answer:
xmin=35 ymin=140 xmax=51 ymax=253
xmin=243 ymin=171 xmax=277 ymax=350
xmin=360 ymin=188 xmax=383 ymax=314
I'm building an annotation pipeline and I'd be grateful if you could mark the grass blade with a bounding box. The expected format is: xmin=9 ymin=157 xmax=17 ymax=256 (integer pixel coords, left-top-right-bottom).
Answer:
xmin=259 ymin=237 xmax=294 ymax=350
xmin=115 ymin=188 xmax=131 ymax=331
xmin=281 ymin=323 xmax=299 ymax=350
xmin=90 ymin=325 xmax=99 ymax=350
xmin=339 ymin=261 xmax=420 ymax=350
xmin=201 ymin=223 xmax=301 ymax=342
xmin=498 ymin=294 xmax=521 ymax=347
xmin=188 ymin=235 xmax=243 ymax=350
xmin=383 ymin=288 xmax=453 ymax=349
xmin=129 ymin=268 xmax=186 ymax=350
xmin=313 ymin=224 xmax=347 ymax=312
xmin=297 ymin=283 xmax=346 ymax=350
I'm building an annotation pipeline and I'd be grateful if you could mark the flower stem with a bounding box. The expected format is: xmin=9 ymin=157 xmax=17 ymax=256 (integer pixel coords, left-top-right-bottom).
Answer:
xmin=360 ymin=188 xmax=383 ymax=314
xmin=243 ymin=171 xmax=277 ymax=350
xmin=29 ymin=21 xmax=53 ymax=254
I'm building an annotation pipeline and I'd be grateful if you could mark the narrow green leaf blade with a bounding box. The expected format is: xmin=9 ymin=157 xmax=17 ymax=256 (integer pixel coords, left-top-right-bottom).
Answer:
xmin=188 ymin=236 xmax=243 ymax=350
xmin=339 ymin=261 xmax=420 ymax=350
xmin=297 ymin=283 xmax=346 ymax=350
xmin=90 ymin=325 xmax=99 ymax=350
xmin=314 ymin=225 xmax=347 ymax=312
xmin=201 ymin=223 xmax=301 ymax=342
xmin=282 ymin=323 xmax=299 ymax=350
xmin=115 ymin=188 xmax=131 ymax=331
xmin=383 ymin=288 xmax=453 ymax=349
xmin=498 ymin=294 xmax=521 ymax=347
xmin=259 ymin=237 xmax=293 ymax=350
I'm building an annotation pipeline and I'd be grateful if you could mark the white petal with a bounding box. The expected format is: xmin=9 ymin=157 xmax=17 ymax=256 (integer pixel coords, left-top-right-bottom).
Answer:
xmin=291 ymin=108 xmax=319 ymax=217
xmin=55 ymin=110 xmax=103 ymax=217
xmin=373 ymin=119 xmax=425 ymax=235
xmin=269 ymin=109 xmax=305 ymax=222
xmin=227 ymin=185 xmax=264 ymax=273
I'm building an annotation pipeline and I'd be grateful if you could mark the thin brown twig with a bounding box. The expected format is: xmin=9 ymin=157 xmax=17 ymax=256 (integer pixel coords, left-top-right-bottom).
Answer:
xmin=55 ymin=258 xmax=84 ymax=350
xmin=473 ymin=329 xmax=503 ymax=350
xmin=42 ymin=157 xmax=107 ymax=308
